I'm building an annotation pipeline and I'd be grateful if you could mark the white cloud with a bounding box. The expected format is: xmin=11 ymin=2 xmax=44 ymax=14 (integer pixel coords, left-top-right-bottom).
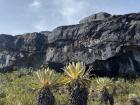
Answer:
xmin=29 ymin=0 xmax=41 ymax=8
xmin=58 ymin=0 xmax=92 ymax=24
xmin=34 ymin=19 xmax=48 ymax=31
xmin=28 ymin=0 xmax=96 ymax=31
xmin=60 ymin=0 xmax=85 ymax=16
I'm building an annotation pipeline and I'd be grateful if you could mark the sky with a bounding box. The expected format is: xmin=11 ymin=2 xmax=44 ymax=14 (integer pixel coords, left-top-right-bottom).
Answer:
xmin=0 ymin=0 xmax=139 ymax=35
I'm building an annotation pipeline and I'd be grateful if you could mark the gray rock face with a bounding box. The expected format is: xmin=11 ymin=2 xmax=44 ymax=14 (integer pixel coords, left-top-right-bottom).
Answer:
xmin=0 ymin=32 xmax=48 ymax=72
xmin=0 ymin=12 xmax=140 ymax=76
xmin=79 ymin=12 xmax=111 ymax=24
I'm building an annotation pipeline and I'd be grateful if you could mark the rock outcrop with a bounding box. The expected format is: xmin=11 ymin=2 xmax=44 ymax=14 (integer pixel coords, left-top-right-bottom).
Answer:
xmin=0 ymin=12 xmax=140 ymax=77
xmin=79 ymin=12 xmax=111 ymax=24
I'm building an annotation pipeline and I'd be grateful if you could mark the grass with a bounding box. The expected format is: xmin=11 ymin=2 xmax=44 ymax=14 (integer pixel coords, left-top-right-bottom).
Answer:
xmin=0 ymin=70 xmax=140 ymax=105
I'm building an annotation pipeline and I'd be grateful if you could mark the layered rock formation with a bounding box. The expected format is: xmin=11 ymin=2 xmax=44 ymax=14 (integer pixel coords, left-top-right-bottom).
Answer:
xmin=79 ymin=12 xmax=111 ymax=24
xmin=0 ymin=12 xmax=140 ymax=76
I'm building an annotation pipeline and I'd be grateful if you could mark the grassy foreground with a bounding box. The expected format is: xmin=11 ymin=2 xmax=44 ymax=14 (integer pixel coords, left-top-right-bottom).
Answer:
xmin=0 ymin=69 xmax=140 ymax=105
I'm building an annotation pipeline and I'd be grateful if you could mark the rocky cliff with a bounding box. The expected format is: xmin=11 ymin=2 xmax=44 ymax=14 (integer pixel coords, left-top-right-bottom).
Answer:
xmin=0 ymin=12 xmax=140 ymax=76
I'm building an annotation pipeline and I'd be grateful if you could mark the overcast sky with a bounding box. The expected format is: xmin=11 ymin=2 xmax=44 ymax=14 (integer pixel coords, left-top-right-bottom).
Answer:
xmin=0 ymin=0 xmax=139 ymax=35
